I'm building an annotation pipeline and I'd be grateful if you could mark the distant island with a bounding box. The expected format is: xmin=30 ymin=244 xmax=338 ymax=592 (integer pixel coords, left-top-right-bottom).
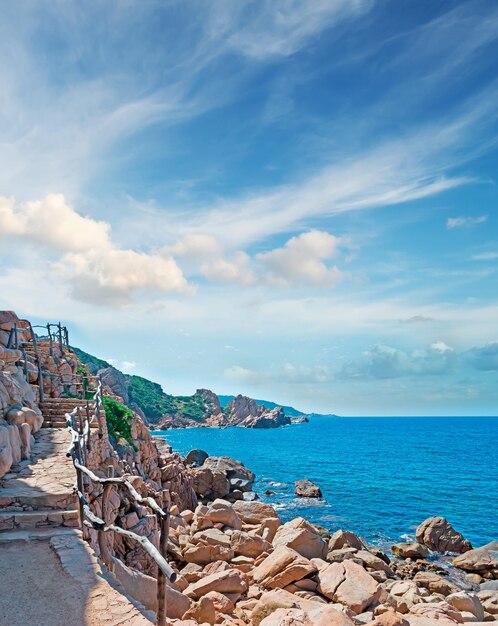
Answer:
xmin=72 ymin=346 xmax=312 ymax=430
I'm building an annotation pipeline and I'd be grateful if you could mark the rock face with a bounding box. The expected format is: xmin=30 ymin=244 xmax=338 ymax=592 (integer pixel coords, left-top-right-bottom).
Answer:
xmin=452 ymin=541 xmax=498 ymax=577
xmin=415 ymin=517 xmax=472 ymax=554
xmin=294 ymin=479 xmax=322 ymax=498
xmin=217 ymin=395 xmax=291 ymax=429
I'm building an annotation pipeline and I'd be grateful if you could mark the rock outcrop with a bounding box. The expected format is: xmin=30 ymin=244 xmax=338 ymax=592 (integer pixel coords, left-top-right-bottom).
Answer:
xmin=416 ymin=517 xmax=472 ymax=554
xmin=295 ymin=478 xmax=322 ymax=498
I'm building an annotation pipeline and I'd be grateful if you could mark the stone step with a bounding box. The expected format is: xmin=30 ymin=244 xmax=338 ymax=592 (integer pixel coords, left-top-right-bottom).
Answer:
xmin=0 ymin=526 xmax=82 ymax=543
xmin=0 ymin=509 xmax=79 ymax=532
xmin=41 ymin=420 xmax=99 ymax=429
xmin=0 ymin=487 xmax=77 ymax=511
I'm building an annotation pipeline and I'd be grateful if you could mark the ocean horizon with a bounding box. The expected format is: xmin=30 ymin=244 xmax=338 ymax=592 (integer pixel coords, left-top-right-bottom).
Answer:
xmin=154 ymin=414 xmax=498 ymax=550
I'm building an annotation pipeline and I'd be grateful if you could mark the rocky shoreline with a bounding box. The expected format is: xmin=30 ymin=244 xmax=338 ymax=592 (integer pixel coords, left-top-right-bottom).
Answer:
xmin=158 ymin=443 xmax=498 ymax=625
xmin=0 ymin=311 xmax=496 ymax=626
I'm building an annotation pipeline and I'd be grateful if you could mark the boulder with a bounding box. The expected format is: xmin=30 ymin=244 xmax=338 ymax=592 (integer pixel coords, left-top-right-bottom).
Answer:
xmin=181 ymin=596 xmax=216 ymax=625
xmin=183 ymin=543 xmax=234 ymax=564
xmin=273 ymin=517 xmax=327 ymax=560
xmin=392 ymin=543 xmax=430 ymax=559
xmin=317 ymin=560 xmax=380 ymax=613
xmin=251 ymin=546 xmax=317 ymax=589
xmin=447 ymin=592 xmax=484 ymax=621
xmin=259 ymin=608 xmax=313 ymax=625
xmin=294 ymin=479 xmax=322 ymax=498
xmin=452 ymin=542 xmax=498 ymax=576
xmin=184 ymin=568 xmax=248 ymax=599
xmin=329 ymin=530 xmax=368 ymax=552
xmin=185 ymin=449 xmax=209 ymax=467
xmin=231 ymin=530 xmax=272 ymax=558
xmin=413 ymin=571 xmax=459 ymax=596
xmin=204 ymin=590 xmax=235 ymax=614
xmin=233 ymin=500 xmax=281 ymax=526
xmin=416 ymin=517 xmax=472 ymax=554
xmin=251 ymin=589 xmax=328 ymax=626
xmin=476 ymin=589 xmax=498 ymax=615
xmin=408 ymin=601 xmax=464 ymax=623
xmin=204 ymin=499 xmax=242 ymax=529
xmin=191 ymin=467 xmax=230 ymax=500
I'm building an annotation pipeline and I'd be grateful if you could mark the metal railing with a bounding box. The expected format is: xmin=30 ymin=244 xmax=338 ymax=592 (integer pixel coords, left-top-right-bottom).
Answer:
xmin=65 ymin=378 xmax=174 ymax=626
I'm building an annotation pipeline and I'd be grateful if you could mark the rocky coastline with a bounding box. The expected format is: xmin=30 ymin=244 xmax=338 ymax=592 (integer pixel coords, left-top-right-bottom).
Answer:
xmin=0 ymin=310 xmax=496 ymax=626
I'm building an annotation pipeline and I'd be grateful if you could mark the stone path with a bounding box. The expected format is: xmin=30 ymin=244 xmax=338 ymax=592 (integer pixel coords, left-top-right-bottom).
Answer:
xmin=0 ymin=427 xmax=154 ymax=625
xmin=0 ymin=427 xmax=76 ymax=511
xmin=0 ymin=535 xmax=154 ymax=626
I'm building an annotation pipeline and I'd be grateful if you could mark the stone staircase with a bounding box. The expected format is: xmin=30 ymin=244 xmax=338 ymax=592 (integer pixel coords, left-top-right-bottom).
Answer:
xmin=0 ymin=428 xmax=80 ymax=541
xmin=40 ymin=397 xmax=98 ymax=429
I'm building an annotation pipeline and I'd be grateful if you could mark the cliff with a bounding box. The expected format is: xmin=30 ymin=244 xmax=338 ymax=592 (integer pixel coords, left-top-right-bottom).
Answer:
xmin=74 ymin=346 xmax=300 ymax=430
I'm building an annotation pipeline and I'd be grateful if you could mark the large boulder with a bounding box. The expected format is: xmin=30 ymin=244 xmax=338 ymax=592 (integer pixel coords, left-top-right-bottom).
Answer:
xmin=204 ymin=499 xmax=242 ymax=529
xmin=447 ymin=591 xmax=484 ymax=621
xmin=273 ymin=517 xmax=327 ymax=560
xmin=184 ymin=568 xmax=248 ymax=599
xmin=231 ymin=530 xmax=272 ymax=558
xmin=185 ymin=449 xmax=209 ymax=467
xmin=329 ymin=530 xmax=368 ymax=552
xmin=294 ymin=479 xmax=322 ymax=498
xmin=191 ymin=467 xmax=230 ymax=500
xmin=316 ymin=560 xmax=380 ymax=614
xmin=416 ymin=517 xmax=472 ymax=554
xmin=251 ymin=546 xmax=316 ymax=589
xmin=452 ymin=541 xmax=498 ymax=577
xmin=233 ymin=500 xmax=281 ymax=526
xmin=391 ymin=543 xmax=430 ymax=559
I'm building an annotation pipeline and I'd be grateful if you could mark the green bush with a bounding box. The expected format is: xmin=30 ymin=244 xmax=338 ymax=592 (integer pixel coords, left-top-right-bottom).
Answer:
xmin=102 ymin=395 xmax=135 ymax=448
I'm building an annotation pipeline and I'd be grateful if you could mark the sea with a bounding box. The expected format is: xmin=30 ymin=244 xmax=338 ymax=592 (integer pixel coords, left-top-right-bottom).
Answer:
xmin=152 ymin=415 xmax=498 ymax=550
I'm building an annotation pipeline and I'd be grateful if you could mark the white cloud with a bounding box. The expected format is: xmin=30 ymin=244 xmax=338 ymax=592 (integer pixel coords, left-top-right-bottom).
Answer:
xmin=258 ymin=230 xmax=344 ymax=287
xmin=167 ymin=234 xmax=222 ymax=260
xmin=201 ymin=251 xmax=256 ymax=285
xmin=56 ymin=248 xmax=188 ymax=306
xmin=339 ymin=341 xmax=457 ymax=379
xmin=224 ymin=0 xmax=373 ymax=60
xmin=447 ymin=215 xmax=487 ymax=229
xmin=281 ymin=362 xmax=329 ymax=383
xmin=0 ymin=194 xmax=189 ymax=306
xmin=430 ymin=340 xmax=454 ymax=354
xmin=121 ymin=360 xmax=136 ymax=373
xmin=224 ymin=365 xmax=260 ymax=384
xmin=0 ymin=193 xmax=110 ymax=251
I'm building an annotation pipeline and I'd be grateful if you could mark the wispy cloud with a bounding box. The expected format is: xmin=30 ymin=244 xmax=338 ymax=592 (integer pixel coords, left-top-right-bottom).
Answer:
xmin=472 ymin=251 xmax=498 ymax=261
xmin=447 ymin=215 xmax=488 ymax=229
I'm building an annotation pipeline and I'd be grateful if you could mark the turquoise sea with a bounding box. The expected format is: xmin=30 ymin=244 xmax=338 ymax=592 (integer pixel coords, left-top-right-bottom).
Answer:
xmin=153 ymin=415 xmax=498 ymax=550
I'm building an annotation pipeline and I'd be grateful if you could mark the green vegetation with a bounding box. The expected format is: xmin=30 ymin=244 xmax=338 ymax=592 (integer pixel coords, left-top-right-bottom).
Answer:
xmin=127 ymin=375 xmax=209 ymax=423
xmin=71 ymin=346 xmax=112 ymax=374
xmin=102 ymin=395 xmax=135 ymax=448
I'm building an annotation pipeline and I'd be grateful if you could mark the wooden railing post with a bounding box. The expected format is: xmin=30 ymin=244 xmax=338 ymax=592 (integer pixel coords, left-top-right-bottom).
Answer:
xmin=47 ymin=323 xmax=54 ymax=357
xmin=28 ymin=322 xmax=44 ymax=403
xmin=58 ymin=322 xmax=64 ymax=357
xmin=157 ymin=490 xmax=171 ymax=626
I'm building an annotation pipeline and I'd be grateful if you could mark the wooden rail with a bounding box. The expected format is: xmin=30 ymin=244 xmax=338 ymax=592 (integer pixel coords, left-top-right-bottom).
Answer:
xmin=65 ymin=376 xmax=174 ymax=626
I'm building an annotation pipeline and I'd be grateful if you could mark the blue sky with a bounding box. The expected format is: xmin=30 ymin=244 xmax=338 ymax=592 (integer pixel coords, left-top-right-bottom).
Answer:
xmin=1 ymin=0 xmax=498 ymax=415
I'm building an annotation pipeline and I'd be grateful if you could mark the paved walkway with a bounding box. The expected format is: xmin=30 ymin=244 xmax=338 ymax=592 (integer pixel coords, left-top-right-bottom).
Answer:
xmin=0 ymin=428 xmax=155 ymax=626
xmin=0 ymin=428 xmax=76 ymax=509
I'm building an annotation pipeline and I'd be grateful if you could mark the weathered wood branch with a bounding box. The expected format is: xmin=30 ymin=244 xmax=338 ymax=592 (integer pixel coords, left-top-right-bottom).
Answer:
xmin=76 ymin=491 xmax=176 ymax=581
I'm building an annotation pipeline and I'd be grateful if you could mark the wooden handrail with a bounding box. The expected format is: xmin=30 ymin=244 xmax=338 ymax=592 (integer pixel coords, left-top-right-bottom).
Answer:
xmin=64 ymin=377 xmax=173 ymax=626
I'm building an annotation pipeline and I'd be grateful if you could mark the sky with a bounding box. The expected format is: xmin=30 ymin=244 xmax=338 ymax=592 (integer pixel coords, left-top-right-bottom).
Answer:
xmin=1 ymin=0 xmax=498 ymax=416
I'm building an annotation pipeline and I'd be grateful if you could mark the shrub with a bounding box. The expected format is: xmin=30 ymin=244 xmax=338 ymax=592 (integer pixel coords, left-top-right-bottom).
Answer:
xmin=102 ymin=395 xmax=135 ymax=448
